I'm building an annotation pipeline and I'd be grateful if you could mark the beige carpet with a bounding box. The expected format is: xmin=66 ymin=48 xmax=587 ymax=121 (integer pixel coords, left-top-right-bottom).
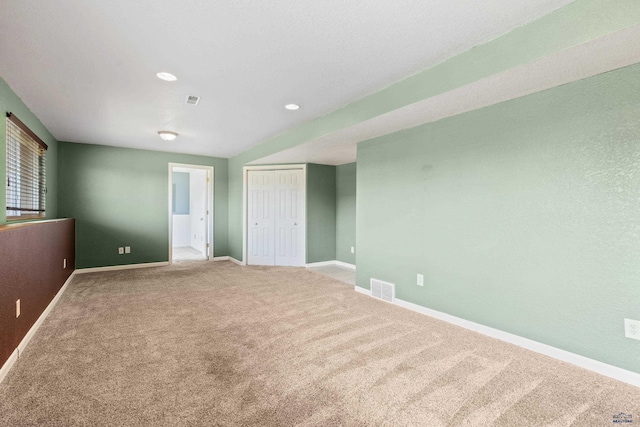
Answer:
xmin=0 ymin=261 xmax=638 ymax=426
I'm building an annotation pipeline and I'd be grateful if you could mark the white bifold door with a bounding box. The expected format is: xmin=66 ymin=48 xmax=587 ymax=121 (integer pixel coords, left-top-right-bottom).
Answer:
xmin=247 ymin=169 xmax=305 ymax=266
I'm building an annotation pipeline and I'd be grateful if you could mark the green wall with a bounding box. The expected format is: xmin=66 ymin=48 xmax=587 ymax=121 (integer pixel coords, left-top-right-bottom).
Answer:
xmin=306 ymin=164 xmax=336 ymax=263
xmin=172 ymin=172 xmax=190 ymax=214
xmin=336 ymin=163 xmax=356 ymax=265
xmin=356 ymin=63 xmax=640 ymax=373
xmin=227 ymin=0 xmax=640 ymax=261
xmin=0 ymin=77 xmax=59 ymax=224
xmin=58 ymin=142 xmax=228 ymax=268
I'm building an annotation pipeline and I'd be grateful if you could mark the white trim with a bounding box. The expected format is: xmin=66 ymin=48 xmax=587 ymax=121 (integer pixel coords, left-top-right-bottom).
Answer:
xmin=75 ymin=262 xmax=169 ymax=274
xmin=213 ymin=256 xmax=229 ymax=261
xmin=305 ymin=261 xmax=336 ymax=268
xmin=242 ymin=164 xmax=307 ymax=266
xmin=243 ymin=164 xmax=307 ymax=171
xmin=18 ymin=272 xmax=75 ymax=354
xmin=306 ymin=260 xmax=356 ymax=269
xmin=1 ymin=272 xmax=76 ymax=384
xmin=229 ymin=257 xmax=245 ymax=266
xmin=354 ymin=286 xmax=640 ymax=388
xmin=168 ymin=163 xmax=215 ymax=265
xmin=335 ymin=260 xmax=356 ymax=270
xmin=354 ymin=285 xmax=370 ymax=296
xmin=0 ymin=350 xmax=18 ymax=384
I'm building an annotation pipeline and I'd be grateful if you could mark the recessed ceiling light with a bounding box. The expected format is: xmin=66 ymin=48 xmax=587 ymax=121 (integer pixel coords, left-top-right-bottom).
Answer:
xmin=158 ymin=131 xmax=178 ymax=141
xmin=156 ymin=72 xmax=177 ymax=82
xmin=285 ymin=104 xmax=300 ymax=110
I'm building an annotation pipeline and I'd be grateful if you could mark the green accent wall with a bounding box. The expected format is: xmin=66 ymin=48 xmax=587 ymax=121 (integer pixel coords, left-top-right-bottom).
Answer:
xmin=0 ymin=77 xmax=59 ymax=224
xmin=336 ymin=163 xmax=356 ymax=265
xmin=58 ymin=142 xmax=228 ymax=268
xmin=227 ymin=0 xmax=640 ymax=261
xmin=172 ymin=172 xmax=190 ymax=214
xmin=356 ymin=62 xmax=640 ymax=374
xmin=306 ymin=164 xmax=336 ymax=263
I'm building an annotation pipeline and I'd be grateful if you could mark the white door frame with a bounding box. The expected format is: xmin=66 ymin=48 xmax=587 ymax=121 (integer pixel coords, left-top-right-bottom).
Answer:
xmin=242 ymin=164 xmax=306 ymax=266
xmin=168 ymin=163 xmax=215 ymax=264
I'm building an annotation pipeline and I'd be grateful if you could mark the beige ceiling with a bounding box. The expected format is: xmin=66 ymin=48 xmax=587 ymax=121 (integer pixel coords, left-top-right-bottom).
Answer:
xmin=0 ymin=0 xmax=574 ymax=160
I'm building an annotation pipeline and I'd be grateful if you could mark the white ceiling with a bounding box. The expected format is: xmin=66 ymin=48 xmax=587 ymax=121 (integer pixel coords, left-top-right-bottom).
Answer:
xmin=253 ymin=24 xmax=640 ymax=166
xmin=0 ymin=0 xmax=574 ymax=159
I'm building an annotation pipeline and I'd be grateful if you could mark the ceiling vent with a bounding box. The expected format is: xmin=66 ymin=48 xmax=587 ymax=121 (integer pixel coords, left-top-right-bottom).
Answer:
xmin=186 ymin=95 xmax=200 ymax=105
xmin=370 ymin=278 xmax=395 ymax=303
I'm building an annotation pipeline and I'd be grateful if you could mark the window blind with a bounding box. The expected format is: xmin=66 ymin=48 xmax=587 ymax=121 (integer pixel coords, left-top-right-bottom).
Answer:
xmin=6 ymin=112 xmax=47 ymax=219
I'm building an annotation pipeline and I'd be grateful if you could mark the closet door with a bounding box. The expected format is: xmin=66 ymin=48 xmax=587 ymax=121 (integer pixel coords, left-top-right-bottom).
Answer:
xmin=274 ymin=169 xmax=305 ymax=267
xmin=247 ymin=170 xmax=275 ymax=266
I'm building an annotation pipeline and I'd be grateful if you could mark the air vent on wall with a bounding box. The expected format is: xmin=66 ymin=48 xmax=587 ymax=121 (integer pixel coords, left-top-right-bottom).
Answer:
xmin=370 ymin=278 xmax=395 ymax=303
xmin=186 ymin=95 xmax=200 ymax=105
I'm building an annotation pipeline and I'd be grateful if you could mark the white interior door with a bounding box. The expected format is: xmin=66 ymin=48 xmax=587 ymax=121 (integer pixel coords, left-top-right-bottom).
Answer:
xmin=247 ymin=168 xmax=305 ymax=267
xmin=248 ymin=170 xmax=275 ymax=266
xmin=275 ymin=169 xmax=305 ymax=266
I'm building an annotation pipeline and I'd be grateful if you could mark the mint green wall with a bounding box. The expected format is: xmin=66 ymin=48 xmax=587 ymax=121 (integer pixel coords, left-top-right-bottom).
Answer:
xmin=306 ymin=164 xmax=336 ymax=263
xmin=172 ymin=172 xmax=190 ymax=214
xmin=228 ymin=0 xmax=640 ymax=261
xmin=0 ymin=77 xmax=59 ymax=224
xmin=58 ymin=142 xmax=228 ymax=268
xmin=356 ymin=63 xmax=640 ymax=373
xmin=336 ymin=163 xmax=356 ymax=265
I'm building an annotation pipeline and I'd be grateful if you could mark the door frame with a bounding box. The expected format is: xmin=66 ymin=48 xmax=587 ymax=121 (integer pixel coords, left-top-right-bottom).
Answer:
xmin=168 ymin=163 xmax=215 ymax=264
xmin=242 ymin=164 xmax=306 ymax=266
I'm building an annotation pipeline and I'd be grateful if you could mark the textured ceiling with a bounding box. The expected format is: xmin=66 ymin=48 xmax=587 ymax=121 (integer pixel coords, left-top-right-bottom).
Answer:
xmin=251 ymin=24 xmax=640 ymax=166
xmin=0 ymin=0 xmax=573 ymax=159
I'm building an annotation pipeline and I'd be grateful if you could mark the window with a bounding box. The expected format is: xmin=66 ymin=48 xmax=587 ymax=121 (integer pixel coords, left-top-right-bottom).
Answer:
xmin=6 ymin=112 xmax=47 ymax=220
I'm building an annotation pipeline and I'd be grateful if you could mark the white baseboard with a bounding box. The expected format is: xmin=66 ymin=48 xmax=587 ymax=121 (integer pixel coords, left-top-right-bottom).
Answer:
xmin=335 ymin=260 xmax=356 ymax=270
xmin=229 ymin=257 xmax=245 ymax=266
xmin=306 ymin=261 xmax=336 ymax=268
xmin=354 ymin=286 xmax=370 ymax=296
xmin=0 ymin=350 xmax=18 ymax=384
xmin=1 ymin=271 xmax=76 ymax=384
xmin=306 ymin=260 xmax=356 ymax=269
xmin=213 ymin=256 xmax=229 ymax=261
xmin=75 ymin=261 xmax=169 ymax=274
xmin=354 ymin=285 xmax=640 ymax=388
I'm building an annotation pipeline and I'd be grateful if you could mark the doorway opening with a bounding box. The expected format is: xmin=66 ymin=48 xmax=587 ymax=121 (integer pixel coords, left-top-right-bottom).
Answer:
xmin=168 ymin=163 xmax=214 ymax=264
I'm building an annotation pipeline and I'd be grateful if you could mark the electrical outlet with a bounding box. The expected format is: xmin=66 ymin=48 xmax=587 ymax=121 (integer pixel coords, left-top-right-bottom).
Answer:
xmin=417 ymin=274 xmax=424 ymax=287
xmin=351 ymin=246 xmax=355 ymax=254
xmin=16 ymin=299 xmax=20 ymax=318
xmin=118 ymin=247 xmax=124 ymax=255
xmin=63 ymin=258 xmax=67 ymax=269
xmin=625 ymin=318 xmax=640 ymax=341
xmin=125 ymin=246 xmax=131 ymax=254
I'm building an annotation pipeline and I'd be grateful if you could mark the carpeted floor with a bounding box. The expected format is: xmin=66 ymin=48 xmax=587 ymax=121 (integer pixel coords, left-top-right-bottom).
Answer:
xmin=0 ymin=261 xmax=638 ymax=426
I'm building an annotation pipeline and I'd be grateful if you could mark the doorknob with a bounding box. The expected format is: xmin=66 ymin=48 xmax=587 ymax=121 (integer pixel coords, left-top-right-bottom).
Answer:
xmin=294 ymin=222 xmax=297 ymax=226
xmin=255 ymin=223 xmax=258 ymax=225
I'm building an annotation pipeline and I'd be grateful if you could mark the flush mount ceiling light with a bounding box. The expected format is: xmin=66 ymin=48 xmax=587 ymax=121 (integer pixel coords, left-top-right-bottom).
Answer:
xmin=285 ymin=104 xmax=300 ymax=110
xmin=158 ymin=131 xmax=178 ymax=141
xmin=156 ymin=72 xmax=177 ymax=81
